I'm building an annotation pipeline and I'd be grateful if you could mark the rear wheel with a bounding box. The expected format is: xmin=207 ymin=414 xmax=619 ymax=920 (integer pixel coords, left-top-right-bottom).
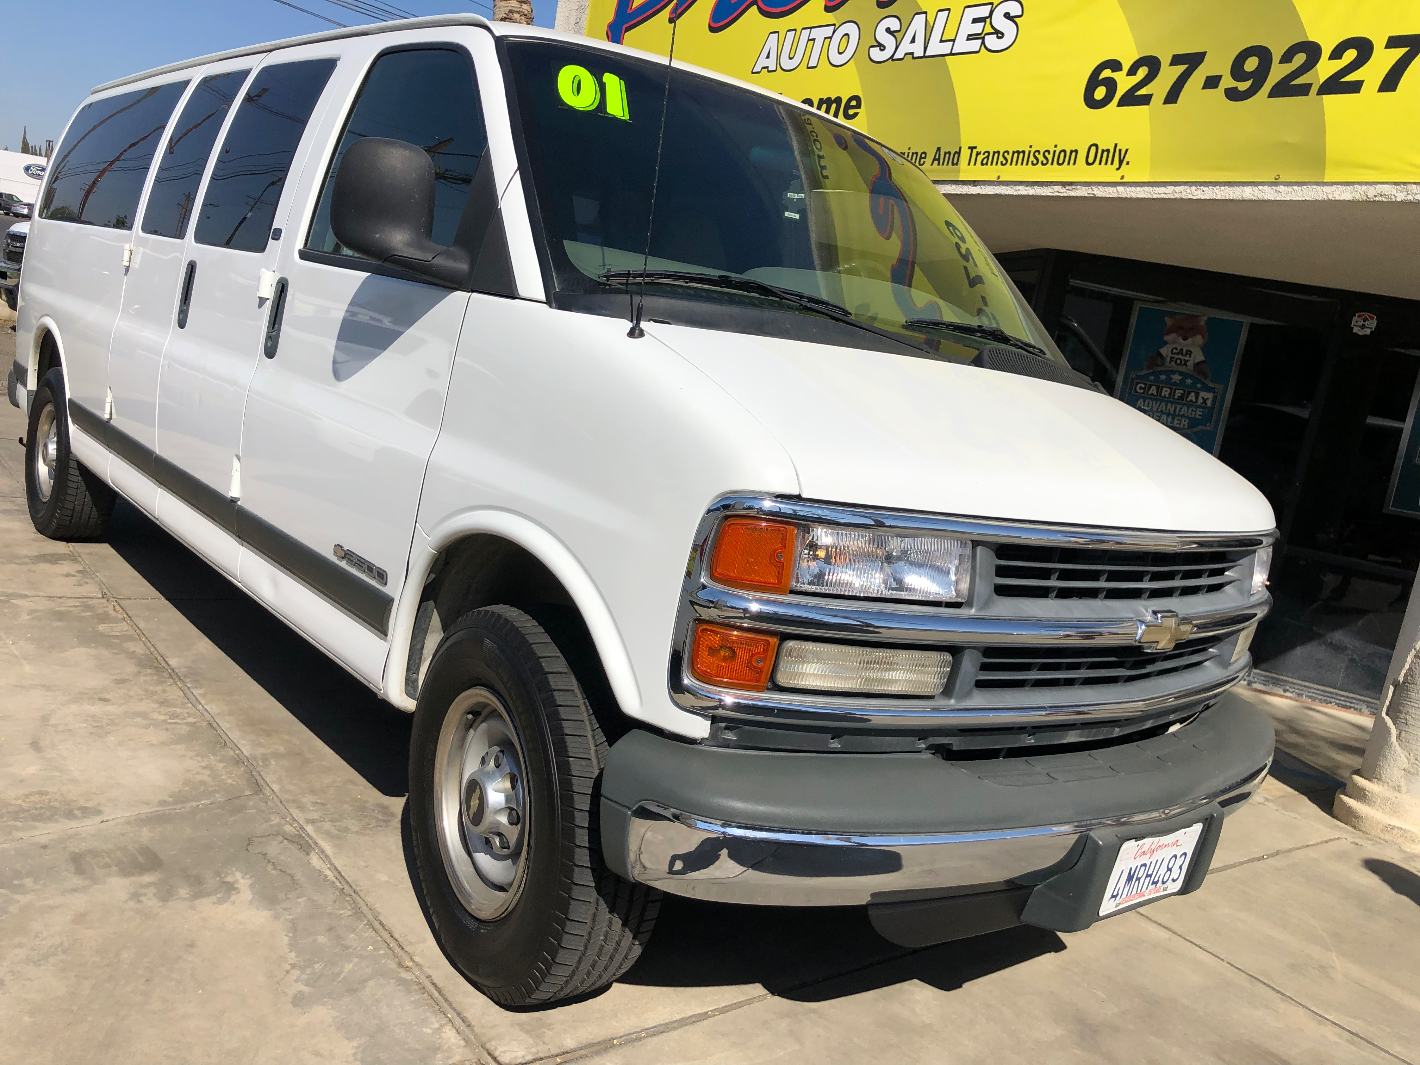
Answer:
xmin=25 ymin=368 xmax=114 ymax=540
xmin=409 ymin=605 xmax=659 ymax=1005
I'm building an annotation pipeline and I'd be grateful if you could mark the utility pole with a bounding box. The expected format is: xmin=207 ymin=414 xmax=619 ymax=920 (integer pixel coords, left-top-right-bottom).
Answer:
xmin=1334 ymin=580 xmax=1420 ymax=850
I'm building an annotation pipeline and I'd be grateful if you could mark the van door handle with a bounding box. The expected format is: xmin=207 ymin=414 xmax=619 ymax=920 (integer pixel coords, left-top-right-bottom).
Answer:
xmin=262 ymin=277 xmax=289 ymax=359
xmin=176 ymin=260 xmax=197 ymax=329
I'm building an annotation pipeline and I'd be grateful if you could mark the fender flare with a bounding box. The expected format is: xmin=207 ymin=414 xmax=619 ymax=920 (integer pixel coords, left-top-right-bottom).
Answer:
xmin=384 ymin=508 xmax=642 ymax=716
xmin=27 ymin=314 xmax=66 ymax=392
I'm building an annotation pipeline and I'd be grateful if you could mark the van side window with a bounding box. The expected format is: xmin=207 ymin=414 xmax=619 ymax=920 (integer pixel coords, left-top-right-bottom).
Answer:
xmin=194 ymin=59 xmax=337 ymax=253
xmin=142 ymin=70 xmax=250 ymax=241
xmin=40 ymin=82 xmax=188 ymax=230
xmin=306 ymin=48 xmax=487 ymax=258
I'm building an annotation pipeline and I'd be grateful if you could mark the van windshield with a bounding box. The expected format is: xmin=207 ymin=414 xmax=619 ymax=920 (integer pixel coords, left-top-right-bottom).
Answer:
xmin=505 ymin=39 xmax=1062 ymax=364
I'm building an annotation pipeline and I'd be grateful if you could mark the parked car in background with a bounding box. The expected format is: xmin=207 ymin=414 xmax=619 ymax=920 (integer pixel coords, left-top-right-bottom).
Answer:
xmin=1 ymin=192 xmax=33 ymax=218
xmin=11 ymin=15 xmax=1277 ymax=1007
xmin=1 ymin=221 xmax=24 ymax=312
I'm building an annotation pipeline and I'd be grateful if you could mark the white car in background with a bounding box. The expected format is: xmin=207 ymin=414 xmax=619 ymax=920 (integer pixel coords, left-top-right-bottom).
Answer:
xmin=10 ymin=15 xmax=1277 ymax=1006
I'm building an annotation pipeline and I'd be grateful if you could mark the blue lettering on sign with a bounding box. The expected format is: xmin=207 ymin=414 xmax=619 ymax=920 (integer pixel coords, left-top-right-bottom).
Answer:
xmin=22 ymin=163 xmax=46 ymax=180
xmin=604 ymin=0 xmax=822 ymax=43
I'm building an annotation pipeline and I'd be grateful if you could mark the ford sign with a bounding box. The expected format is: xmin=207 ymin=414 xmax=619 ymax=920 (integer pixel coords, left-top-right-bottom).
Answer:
xmin=22 ymin=163 xmax=45 ymax=180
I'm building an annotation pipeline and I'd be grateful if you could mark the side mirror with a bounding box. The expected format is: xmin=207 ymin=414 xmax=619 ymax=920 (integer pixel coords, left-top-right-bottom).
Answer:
xmin=330 ymin=137 xmax=471 ymax=288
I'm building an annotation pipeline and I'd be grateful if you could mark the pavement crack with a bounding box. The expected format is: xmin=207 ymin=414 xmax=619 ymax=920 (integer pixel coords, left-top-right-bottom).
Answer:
xmin=0 ymin=792 xmax=260 ymax=847
xmin=1140 ymin=912 xmax=1413 ymax=1065
xmin=1209 ymin=835 xmax=1346 ymax=874
xmin=517 ymin=993 xmax=773 ymax=1065
xmin=65 ymin=545 xmax=494 ymax=1064
xmin=518 ymin=946 xmax=927 ymax=1065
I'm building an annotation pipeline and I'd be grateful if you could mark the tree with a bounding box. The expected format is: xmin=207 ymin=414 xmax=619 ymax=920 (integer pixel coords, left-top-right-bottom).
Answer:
xmin=493 ymin=0 xmax=533 ymax=24
xmin=17 ymin=127 xmax=44 ymax=157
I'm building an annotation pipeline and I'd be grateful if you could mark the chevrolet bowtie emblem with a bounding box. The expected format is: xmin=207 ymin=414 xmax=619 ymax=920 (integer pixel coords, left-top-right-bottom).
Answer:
xmin=1136 ymin=610 xmax=1195 ymax=652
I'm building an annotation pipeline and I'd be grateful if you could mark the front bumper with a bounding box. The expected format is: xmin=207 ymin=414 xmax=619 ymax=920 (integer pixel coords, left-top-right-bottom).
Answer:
xmin=601 ymin=694 xmax=1273 ymax=908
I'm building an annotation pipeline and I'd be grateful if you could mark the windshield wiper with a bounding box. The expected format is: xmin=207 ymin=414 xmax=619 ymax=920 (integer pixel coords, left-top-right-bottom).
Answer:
xmin=600 ymin=269 xmax=849 ymax=316
xmin=598 ymin=269 xmax=940 ymax=357
xmin=903 ymin=318 xmax=1050 ymax=359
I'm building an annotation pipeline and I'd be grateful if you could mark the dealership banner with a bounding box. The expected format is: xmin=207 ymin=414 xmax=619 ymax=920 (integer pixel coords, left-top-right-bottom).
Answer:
xmin=578 ymin=0 xmax=1420 ymax=182
xmin=1115 ymin=307 xmax=1247 ymax=456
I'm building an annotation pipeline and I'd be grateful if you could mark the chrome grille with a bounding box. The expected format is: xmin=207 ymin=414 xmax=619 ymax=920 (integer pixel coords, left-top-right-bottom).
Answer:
xmin=993 ymin=544 xmax=1247 ymax=600
xmin=975 ymin=637 xmax=1224 ymax=689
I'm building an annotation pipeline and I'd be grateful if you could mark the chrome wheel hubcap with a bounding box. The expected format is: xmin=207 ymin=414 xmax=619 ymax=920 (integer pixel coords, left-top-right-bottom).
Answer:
xmin=434 ymin=689 xmax=529 ymax=920
xmin=32 ymin=404 xmax=57 ymax=502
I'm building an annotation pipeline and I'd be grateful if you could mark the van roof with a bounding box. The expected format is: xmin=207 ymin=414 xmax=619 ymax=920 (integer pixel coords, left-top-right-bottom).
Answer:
xmin=87 ymin=12 xmax=874 ymax=156
xmin=91 ymin=13 xmax=493 ymax=95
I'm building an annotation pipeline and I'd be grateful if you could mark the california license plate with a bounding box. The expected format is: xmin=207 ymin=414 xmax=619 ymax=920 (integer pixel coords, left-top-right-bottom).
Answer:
xmin=1098 ymin=822 xmax=1204 ymax=918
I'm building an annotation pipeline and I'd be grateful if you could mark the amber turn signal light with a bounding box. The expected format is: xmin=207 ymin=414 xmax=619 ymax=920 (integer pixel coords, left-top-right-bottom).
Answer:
xmin=689 ymin=623 xmax=779 ymax=691
xmin=709 ymin=518 xmax=796 ymax=594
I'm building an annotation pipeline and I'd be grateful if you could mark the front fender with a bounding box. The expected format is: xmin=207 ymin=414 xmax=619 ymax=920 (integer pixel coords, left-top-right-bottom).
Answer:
xmin=384 ymin=507 xmax=678 ymax=732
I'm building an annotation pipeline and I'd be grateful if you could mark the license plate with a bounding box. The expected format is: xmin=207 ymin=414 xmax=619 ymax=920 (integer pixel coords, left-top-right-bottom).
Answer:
xmin=1099 ymin=822 xmax=1204 ymax=918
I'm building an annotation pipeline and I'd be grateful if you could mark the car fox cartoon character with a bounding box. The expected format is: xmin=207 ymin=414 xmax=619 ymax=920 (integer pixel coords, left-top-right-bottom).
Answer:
xmin=1146 ymin=314 xmax=1210 ymax=380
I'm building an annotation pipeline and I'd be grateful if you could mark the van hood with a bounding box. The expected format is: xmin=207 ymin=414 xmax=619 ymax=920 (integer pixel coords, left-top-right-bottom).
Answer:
xmin=649 ymin=323 xmax=1275 ymax=533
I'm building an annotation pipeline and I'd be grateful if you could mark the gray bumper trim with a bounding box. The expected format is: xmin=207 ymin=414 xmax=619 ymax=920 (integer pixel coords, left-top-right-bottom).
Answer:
xmin=601 ymin=697 xmax=1274 ymax=906
xmin=617 ymin=765 xmax=1265 ymax=905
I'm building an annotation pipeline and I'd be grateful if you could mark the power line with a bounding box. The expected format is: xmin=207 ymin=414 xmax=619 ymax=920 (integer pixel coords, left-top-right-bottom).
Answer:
xmin=269 ymin=0 xmax=348 ymax=25
xmin=322 ymin=0 xmax=414 ymax=20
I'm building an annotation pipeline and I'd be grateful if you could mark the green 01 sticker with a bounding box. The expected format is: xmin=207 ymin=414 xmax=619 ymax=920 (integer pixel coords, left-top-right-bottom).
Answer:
xmin=557 ymin=64 xmax=631 ymax=120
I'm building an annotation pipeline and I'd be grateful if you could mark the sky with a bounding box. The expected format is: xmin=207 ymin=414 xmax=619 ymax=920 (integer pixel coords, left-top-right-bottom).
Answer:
xmin=0 ymin=0 xmax=557 ymax=154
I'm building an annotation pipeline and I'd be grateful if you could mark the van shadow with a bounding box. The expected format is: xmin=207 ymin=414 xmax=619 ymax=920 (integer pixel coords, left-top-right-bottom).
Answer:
xmin=396 ymin=792 xmax=1064 ymax=1008
xmin=622 ymin=895 xmax=1065 ymax=1003
xmin=102 ymin=498 xmax=411 ymax=797
xmin=105 ymin=496 xmax=1064 ymax=1004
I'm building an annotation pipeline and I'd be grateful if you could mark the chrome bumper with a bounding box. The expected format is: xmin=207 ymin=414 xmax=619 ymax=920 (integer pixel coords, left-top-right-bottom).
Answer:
xmin=601 ymin=696 xmax=1276 ymax=907
xmin=621 ymin=763 xmax=1267 ymax=906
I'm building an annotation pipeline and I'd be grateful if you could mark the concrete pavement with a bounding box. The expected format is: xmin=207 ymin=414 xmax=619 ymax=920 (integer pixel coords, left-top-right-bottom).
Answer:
xmin=2 ymin=322 xmax=1418 ymax=1064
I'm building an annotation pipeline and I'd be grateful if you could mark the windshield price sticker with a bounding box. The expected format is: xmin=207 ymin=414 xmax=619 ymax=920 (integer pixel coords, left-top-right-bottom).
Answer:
xmin=1099 ymin=821 xmax=1204 ymax=918
xmin=1086 ymin=34 xmax=1420 ymax=109
xmin=557 ymin=64 xmax=631 ymax=120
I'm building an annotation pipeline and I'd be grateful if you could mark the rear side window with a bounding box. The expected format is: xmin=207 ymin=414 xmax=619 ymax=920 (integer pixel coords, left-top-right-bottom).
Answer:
xmin=306 ymin=48 xmax=487 ymax=257
xmin=142 ymin=70 xmax=250 ymax=240
xmin=41 ymin=82 xmax=188 ymax=230
xmin=195 ymin=59 xmax=337 ymax=253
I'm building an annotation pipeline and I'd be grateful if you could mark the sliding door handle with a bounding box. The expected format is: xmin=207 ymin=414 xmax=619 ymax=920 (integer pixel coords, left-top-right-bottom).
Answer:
xmin=262 ymin=277 xmax=289 ymax=359
xmin=176 ymin=260 xmax=197 ymax=329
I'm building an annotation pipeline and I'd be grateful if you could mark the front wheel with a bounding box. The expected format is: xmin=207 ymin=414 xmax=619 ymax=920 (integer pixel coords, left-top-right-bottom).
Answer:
xmin=408 ymin=605 xmax=659 ymax=1006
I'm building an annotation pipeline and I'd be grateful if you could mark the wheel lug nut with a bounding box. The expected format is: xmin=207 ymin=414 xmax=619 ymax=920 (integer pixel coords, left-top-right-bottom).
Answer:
xmin=493 ymin=751 xmax=503 ymax=769
xmin=506 ymin=809 xmax=520 ymax=826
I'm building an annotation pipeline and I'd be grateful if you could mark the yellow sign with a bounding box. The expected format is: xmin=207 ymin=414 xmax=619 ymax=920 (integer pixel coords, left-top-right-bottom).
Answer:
xmin=579 ymin=0 xmax=1420 ymax=182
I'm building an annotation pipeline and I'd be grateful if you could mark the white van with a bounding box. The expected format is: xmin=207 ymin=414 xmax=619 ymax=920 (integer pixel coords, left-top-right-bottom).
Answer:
xmin=12 ymin=14 xmax=1276 ymax=1005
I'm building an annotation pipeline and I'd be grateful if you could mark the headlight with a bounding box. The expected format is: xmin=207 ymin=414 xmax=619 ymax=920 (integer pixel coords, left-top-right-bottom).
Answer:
xmin=1251 ymin=545 xmax=1272 ymax=596
xmin=709 ymin=517 xmax=972 ymax=604
xmin=793 ymin=525 xmax=971 ymax=603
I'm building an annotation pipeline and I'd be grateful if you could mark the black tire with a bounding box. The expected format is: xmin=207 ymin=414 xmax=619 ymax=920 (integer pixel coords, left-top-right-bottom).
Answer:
xmin=2 ymin=287 xmax=15 ymax=312
xmin=409 ymin=605 xmax=659 ymax=1006
xmin=25 ymin=367 xmax=114 ymax=540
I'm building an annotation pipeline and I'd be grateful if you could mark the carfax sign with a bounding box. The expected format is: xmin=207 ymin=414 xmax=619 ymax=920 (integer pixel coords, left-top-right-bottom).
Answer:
xmin=1115 ymin=307 xmax=1247 ymax=456
xmin=577 ymin=0 xmax=1420 ymax=182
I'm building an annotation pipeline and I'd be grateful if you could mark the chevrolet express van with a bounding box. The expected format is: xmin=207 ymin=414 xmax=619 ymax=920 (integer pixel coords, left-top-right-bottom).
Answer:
xmin=12 ymin=15 xmax=1276 ymax=1005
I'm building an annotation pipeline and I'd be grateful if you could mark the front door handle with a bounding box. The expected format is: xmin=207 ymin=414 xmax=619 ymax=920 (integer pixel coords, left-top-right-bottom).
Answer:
xmin=262 ymin=277 xmax=288 ymax=359
xmin=176 ymin=260 xmax=197 ymax=329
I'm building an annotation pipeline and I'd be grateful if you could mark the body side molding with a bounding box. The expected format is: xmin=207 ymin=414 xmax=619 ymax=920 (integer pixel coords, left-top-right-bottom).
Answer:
xmin=68 ymin=400 xmax=393 ymax=634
